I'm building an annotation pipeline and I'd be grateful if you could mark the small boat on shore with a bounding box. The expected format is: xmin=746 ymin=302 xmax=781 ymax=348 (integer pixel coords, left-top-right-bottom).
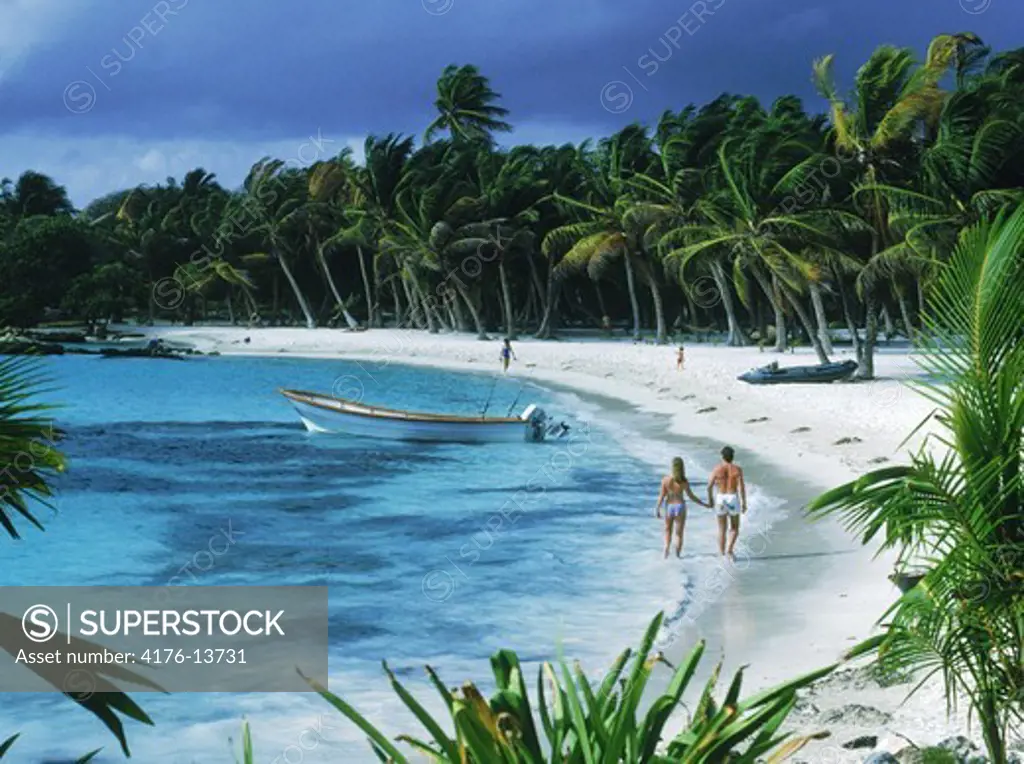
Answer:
xmin=280 ymin=389 xmax=570 ymax=443
xmin=738 ymin=359 xmax=858 ymax=385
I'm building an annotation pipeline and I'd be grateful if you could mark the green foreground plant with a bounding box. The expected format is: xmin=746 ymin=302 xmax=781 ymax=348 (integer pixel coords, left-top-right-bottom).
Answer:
xmin=238 ymin=612 xmax=837 ymax=763
xmin=808 ymin=203 xmax=1024 ymax=763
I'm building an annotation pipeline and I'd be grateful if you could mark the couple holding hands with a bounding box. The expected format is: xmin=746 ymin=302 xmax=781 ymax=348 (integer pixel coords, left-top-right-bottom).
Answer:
xmin=654 ymin=447 xmax=747 ymax=559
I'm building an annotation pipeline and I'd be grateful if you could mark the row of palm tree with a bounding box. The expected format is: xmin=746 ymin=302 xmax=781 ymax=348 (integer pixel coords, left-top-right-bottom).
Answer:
xmin=3 ymin=202 xmax=1021 ymax=760
xmin=3 ymin=38 xmax=1023 ymax=379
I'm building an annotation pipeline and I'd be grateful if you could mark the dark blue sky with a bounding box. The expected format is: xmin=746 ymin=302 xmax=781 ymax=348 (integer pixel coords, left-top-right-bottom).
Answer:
xmin=0 ymin=0 xmax=1018 ymax=205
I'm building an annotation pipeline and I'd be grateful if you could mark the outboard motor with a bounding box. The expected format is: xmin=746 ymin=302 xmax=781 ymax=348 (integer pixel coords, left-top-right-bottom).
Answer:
xmin=520 ymin=404 xmax=571 ymax=442
xmin=520 ymin=404 xmax=549 ymax=442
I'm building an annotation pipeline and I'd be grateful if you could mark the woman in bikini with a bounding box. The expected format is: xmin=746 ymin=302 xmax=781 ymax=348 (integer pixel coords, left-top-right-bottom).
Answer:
xmin=654 ymin=457 xmax=710 ymax=558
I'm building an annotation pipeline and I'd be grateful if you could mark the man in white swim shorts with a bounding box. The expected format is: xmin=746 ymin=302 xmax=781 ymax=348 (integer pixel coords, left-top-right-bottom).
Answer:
xmin=707 ymin=446 xmax=747 ymax=558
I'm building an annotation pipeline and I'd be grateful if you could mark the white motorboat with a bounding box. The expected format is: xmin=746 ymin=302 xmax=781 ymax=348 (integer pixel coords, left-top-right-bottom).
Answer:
xmin=280 ymin=389 xmax=568 ymax=443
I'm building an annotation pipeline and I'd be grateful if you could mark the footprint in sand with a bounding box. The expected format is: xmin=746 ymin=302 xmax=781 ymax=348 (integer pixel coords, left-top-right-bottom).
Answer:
xmin=680 ymin=394 xmax=695 ymax=401
xmin=745 ymin=416 xmax=770 ymax=424
xmin=791 ymin=426 xmax=811 ymax=433
xmin=833 ymin=436 xmax=864 ymax=445
xmin=696 ymin=406 xmax=717 ymax=414
xmin=868 ymin=456 xmax=889 ymax=464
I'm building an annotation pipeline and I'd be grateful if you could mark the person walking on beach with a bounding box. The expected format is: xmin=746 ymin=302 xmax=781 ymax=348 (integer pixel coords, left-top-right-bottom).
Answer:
xmin=654 ymin=457 xmax=709 ymax=559
xmin=676 ymin=345 xmax=685 ymax=371
xmin=500 ymin=338 xmax=516 ymax=373
xmin=707 ymin=446 xmax=747 ymax=559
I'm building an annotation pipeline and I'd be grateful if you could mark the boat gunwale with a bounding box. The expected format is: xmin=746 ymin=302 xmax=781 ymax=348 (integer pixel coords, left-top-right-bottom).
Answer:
xmin=280 ymin=389 xmax=527 ymax=425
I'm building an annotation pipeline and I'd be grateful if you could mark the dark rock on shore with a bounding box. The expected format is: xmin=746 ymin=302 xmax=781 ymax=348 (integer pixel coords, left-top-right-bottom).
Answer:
xmin=0 ymin=339 xmax=65 ymax=355
xmin=844 ymin=735 xmax=879 ymax=749
xmin=822 ymin=703 xmax=893 ymax=726
xmin=23 ymin=329 xmax=88 ymax=343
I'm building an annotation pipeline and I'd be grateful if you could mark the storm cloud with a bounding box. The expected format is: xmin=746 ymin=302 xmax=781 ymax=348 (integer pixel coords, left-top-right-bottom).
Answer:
xmin=0 ymin=0 xmax=1018 ymax=204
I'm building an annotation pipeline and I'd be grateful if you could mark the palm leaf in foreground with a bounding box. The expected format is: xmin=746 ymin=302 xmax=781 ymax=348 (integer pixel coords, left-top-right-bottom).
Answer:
xmin=0 ymin=356 xmax=66 ymax=539
xmin=806 ymin=203 xmax=1024 ymax=764
xmin=294 ymin=612 xmax=834 ymax=762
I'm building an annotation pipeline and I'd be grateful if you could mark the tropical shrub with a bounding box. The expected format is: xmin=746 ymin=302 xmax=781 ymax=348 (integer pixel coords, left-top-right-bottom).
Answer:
xmin=279 ymin=612 xmax=835 ymax=763
xmin=808 ymin=204 xmax=1024 ymax=763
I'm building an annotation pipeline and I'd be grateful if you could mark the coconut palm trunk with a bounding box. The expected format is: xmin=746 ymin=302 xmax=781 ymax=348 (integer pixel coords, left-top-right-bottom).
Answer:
xmin=859 ymin=288 xmax=879 ymax=379
xmin=750 ymin=266 xmax=787 ymax=351
xmin=809 ymin=281 xmax=833 ymax=353
xmin=357 ymin=245 xmax=375 ymax=327
xmin=833 ymin=266 xmax=862 ymax=360
xmin=710 ymin=259 xmax=747 ymax=346
xmin=274 ymin=249 xmax=317 ymax=329
xmin=594 ymin=282 xmax=608 ymax=322
xmin=444 ymin=284 xmax=469 ymax=332
xmin=646 ymin=274 xmax=667 ymax=344
xmin=525 ymin=255 xmax=547 ymax=324
xmin=316 ymin=244 xmax=358 ymax=328
xmin=536 ymin=272 xmax=559 ymax=339
xmin=498 ymin=260 xmax=516 ymax=339
xmin=401 ymin=277 xmax=422 ymax=328
xmin=896 ymin=289 xmax=914 ymax=341
xmin=243 ymin=286 xmax=259 ymax=326
xmin=881 ymin=303 xmax=895 ymax=339
xmin=779 ymin=283 xmax=831 ymax=364
xmin=391 ymin=278 xmax=403 ymax=327
xmin=413 ymin=277 xmax=445 ymax=332
xmin=452 ymin=280 xmax=487 ymax=339
xmin=623 ymin=253 xmax=642 ymax=340
xmin=271 ymin=272 xmax=280 ymax=324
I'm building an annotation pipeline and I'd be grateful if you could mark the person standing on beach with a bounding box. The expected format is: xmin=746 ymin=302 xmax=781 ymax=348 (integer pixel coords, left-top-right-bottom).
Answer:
xmin=707 ymin=446 xmax=747 ymax=559
xmin=654 ymin=457 xmax=709 ymax=559
xmin=676 ymin=346 xmax=685 ymax=371
xmin=500 ymin=338 xmax=516 ymax=373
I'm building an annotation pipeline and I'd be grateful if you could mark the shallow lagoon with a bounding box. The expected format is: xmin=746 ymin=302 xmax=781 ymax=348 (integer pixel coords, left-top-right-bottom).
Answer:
xmin=0 ymin=354 xmax=712 ymax=762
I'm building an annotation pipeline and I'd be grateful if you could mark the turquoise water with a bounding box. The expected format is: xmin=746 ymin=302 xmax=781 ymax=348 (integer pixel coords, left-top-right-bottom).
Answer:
xmin=2 ymin=353 xmax=734 ymax=762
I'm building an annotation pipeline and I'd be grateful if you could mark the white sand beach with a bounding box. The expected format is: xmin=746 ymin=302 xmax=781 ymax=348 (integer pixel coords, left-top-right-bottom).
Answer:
xmin=145 ymin=325 xmax=989 ymax=761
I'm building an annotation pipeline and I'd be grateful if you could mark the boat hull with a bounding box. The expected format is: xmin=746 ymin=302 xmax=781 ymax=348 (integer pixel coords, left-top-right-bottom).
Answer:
xmin=283 ymin=392 xmax=535 ymax=443
xmin=738 ymin=360 xmax=858 ymax=385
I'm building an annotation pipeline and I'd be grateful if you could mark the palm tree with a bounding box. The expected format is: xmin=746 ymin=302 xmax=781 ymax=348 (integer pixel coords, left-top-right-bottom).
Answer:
xmin=306 ymin=153 xmax=363 ymax=328
xmin=808 ymin=204 xmax=1024 ymax=764
xmin=113 ymin=189 xmax=180 ymax=323
xmin=0 ymin=171 xmax=74 ymax=218
xmin=229 ymin=159 xmax=317 ymax=329
xmin=533 ymin=144 xmax=589 ymax=339
xmin=347 ymin=134 xmax=416 ymax=326
xmin=424 ymin=64 xmax=512 ymax=144
xmin=174 ymin=258 xmax=257 ymax=325
xmin=812 ymin=36 xmax=958 ymax=377
xmin=546 ymin=195 xmax=647 ymax=341
xmin=545 ymin=127 xmax=668 ymax=342
xmin=382 ymin=176 xmax=493 ymax=337
xmin=452 ymin=146 xmax=549 ymax=339
xmin=861 ymin=103 xmax=1023 ymax=338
